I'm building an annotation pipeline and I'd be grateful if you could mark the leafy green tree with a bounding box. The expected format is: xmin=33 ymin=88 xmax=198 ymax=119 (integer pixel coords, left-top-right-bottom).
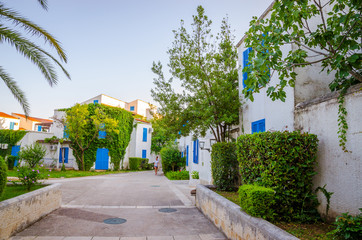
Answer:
xmin=18 ymin=143 xmax=46 ymax=168
xmin=64 ymin=104 xmax=118 ymax=171
xmin=242 ymin=0 xmax=361 ymax=150
xmin=150 ymin=116 xmax=177 ymax=154
xmin=0 ymin=0 xmax=70 ymax=115
xmin=151 ymin=6 xmax=240 ymax=142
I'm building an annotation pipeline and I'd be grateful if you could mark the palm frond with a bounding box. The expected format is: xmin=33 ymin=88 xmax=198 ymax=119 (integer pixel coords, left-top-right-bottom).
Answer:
xmin=0 ymin=66 xmax=30 ymax=116
xmin=0 ymin=4 xmax=67 ymax=62
xmin=37 ymin=0 xmax=48 ymax=10
xmin=0 ymin=26 xmax=60 ymax=86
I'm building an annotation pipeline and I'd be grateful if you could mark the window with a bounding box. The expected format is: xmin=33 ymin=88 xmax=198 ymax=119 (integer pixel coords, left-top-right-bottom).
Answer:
xmin=99 ymin=131 xmax=106 ymax=139
xmin=142 ymin=149 xmax=147 ymax=158
xmin=242 ymin=47 xmax=252 ymax=88
xmin=186 ymin=145 xmax=189 ymax=166
xmin=59 ymin=147 xmax=69 ymax=163
xmin=93 ymin=100 xmax=99 ymax=104
xmin=251 ymin=119 xmax=265 ymax=134
xmin=193 ymin=139 xmax=199 ymax=164
xmin=37 ymin=125 xmax=42 ymax=132
xmin=63 ymin=125 xmax=69 ymax=138
xmin=181 ymin=152 xmax=184 ymax=158
xmin=9 ymin=122 xmax=15 ymax=130
xmin=142 ymin=128 xmax=147 ymax=142
xmin=130 ymin=106 xmax=135 ymax=111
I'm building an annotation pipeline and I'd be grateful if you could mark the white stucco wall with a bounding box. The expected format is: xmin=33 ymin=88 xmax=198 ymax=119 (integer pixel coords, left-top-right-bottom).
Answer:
xmin=0 ymin=117 xmax=20 ymax=130
xmin=295 ymin=85 xmax=362 ymax=218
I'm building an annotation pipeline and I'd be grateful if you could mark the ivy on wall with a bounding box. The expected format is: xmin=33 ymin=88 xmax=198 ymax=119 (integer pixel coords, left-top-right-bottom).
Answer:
xmin=0 ymin=130 xmax=27 ymax=158
xmin=66 ymin=104 xmax=134 ymax=171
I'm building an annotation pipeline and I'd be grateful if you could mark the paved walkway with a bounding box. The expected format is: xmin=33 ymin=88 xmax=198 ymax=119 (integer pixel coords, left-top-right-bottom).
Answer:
xmin=10 ymin=171 xmax=226 ymax=240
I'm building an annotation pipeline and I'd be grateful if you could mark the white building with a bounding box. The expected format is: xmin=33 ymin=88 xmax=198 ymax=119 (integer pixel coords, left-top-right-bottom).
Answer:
xmin=0 ymin=112 xmax=20 ymax=130
xmin=237 ymin=1 xmax=361 ymax=219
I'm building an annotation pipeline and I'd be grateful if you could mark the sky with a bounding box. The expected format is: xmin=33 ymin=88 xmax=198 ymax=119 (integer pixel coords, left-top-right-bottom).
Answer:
xmin=0 ymin=0 xmax=273 ymax=119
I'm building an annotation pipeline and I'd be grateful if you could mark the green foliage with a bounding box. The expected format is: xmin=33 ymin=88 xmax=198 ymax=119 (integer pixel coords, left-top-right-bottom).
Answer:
xmin=0 ymin=0 xmax=70 ymax=115
xmin=150 ymin=117 xmax=177 ymax=154
xmin=15 ymin=165 xmax=49 ymax=191
xmin=242 ymin=0 xmax=361 ymax=150
xmin=328 ymin=210 xmax=362 ymax=239
xmin=6 ymin=155 xmax=17 ymax=170
xmin=65 ymin=103 xmax=133 ymax=171
xmin=128 ymin=157 xmax=145 ymax=170
xmin=236 ymin=131 xmax=319 ymax=221
xmin=165 ymin=170 xmax=190 ymax=180
xmin=0 ymin=130 xmax=26 ymax=158
xmin=238 ymin=184 xmax=275 ymax=220
xmin=316 ymin=184 xmax=334 ymax=221
xmin=160 ymin=145 xmax=184 ymax=174
xmin=18 ymin=143 xmax=46 ymax=168
xmin=151 ymin=5 xmax=240 ymax=142
xmin=139 ymin=158 xmax=151 ymax=170
xmin=44 ymin=136 xmax=64 ymax=144
xmin=191 ymin=171 xmax=199 ymax=179
xmin=61 ymin=163 xmax=66 ymax=172
xmin=0 ymin=156 xmax=7 ymax=197
xmin=211 ymin=142 xmax=239 ymax=191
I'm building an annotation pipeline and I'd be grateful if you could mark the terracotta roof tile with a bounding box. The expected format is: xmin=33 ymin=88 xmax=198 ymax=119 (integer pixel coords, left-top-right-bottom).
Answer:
xmin=0 ymin=112 xmax=18 ymax=120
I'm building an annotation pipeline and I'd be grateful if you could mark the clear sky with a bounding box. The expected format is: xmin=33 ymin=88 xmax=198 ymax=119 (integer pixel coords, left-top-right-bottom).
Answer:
xmin=0 ymin=0 xmax=273 ymax=119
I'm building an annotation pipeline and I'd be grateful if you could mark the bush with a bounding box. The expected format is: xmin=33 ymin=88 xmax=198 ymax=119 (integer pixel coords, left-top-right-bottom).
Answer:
xmin=237 ymin=131 xmax=319 ymax=221
xmin=191 ymin=171 xmax=199 ymax=179
xmin=139 ymin=158 xmax=150 ymax=170
xmin=328 ymin=211 xmax=362 ymax=239
xmin=165 ymin=170 xmax=190 ymax=180
xmin=160 ymin=145 xmax=184 ymax=174
xmin=6 ymin=155 xmax=17 ymax=170
xmin=0 ymin=156 xmax=7 ymax=197
xmin=238 ymin=184 xmax=275 ymax=220
xmin=16 ymin=165 xmax=49 ymax=191
xmin=129 ymin=157 xmax=142 ymax=170
xmin=211 ymin=142 xmax=239 ymax=191
xmin=18 ymin=143 xmax=46 ymax=168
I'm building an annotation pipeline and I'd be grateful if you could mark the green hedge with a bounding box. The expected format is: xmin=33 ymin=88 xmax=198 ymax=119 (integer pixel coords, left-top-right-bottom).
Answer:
xmin=211 ymin=142 xmax=239 ymax=191
xmin=165 ymin=171 xmax=189 ymax=180
xmin=237 ymin=131 xmax=319 ymax=221
xmin=238 ymin=184 xmax=275 ymax=220
xmin=0 ymin=130 xmax=26 ymax=158
xmin=128 ymin=157 xmax=149 ymax=170
xmin=6 ymin=155 xmax=17 ymax=170
xmin=160 ymin=146 xmax=184 ymax=174
xmin=0 ymin=156 xmax=7 ymax=197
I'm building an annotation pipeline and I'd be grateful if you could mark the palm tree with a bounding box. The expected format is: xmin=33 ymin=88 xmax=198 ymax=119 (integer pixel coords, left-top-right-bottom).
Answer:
xmin=0 ymin=0 xmax=70 ymax=115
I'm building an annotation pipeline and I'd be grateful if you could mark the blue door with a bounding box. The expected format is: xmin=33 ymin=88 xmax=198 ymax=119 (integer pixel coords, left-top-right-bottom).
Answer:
xmin=11 ymin=145 xmax=20 ymax=166
xmin=95 ymin=148 xmax=109 ymax=170
xmin=59 ymin=147 xmax=69 ymax=163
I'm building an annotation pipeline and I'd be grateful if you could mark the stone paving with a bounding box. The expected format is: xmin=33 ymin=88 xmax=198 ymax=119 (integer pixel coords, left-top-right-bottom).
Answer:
xmin=9 ymin=171 xmax=227 ymax=240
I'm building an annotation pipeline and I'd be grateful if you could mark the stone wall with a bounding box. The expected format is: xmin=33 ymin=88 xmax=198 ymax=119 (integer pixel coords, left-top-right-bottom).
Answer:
xmin=0 ymin=183 xmax=62 ymax=240
xmin=196 ymin=185 xmax=299 ymax=240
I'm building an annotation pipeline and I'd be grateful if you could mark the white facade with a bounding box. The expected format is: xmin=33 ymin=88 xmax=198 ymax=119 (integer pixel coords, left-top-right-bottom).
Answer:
xmin=0 ymin=112 xmax=20 ymax=130
xmin=82 ymin=94 xmax=127 ymax=109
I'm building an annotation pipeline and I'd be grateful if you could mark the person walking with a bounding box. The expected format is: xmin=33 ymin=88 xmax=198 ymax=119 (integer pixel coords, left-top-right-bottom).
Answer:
xmin=154 ymin=156 xmax=159 ymax=175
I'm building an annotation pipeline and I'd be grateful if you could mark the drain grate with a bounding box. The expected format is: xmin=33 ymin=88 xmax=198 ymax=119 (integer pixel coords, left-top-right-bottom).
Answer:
xmin=150 ymin=185 xmax=160 ymax=187
xmin=103 ymin=218 xmax=127 ymax=224
xmin=159 ymin=208 xmax=177 ymax=213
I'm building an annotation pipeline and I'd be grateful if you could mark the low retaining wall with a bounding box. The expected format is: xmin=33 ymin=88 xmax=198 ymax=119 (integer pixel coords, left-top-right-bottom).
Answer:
xmin=0 ymin=183 xmax=62 ymax=240
xmin=196 ymin=184 xmax=299 ymax=240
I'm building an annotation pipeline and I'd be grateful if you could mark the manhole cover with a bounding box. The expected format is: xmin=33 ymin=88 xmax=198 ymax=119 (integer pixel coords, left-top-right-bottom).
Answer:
xmin=103 ymin=218 xmax=127 ymax=224
xmin=150 ymin=185 xmax=160 ymax=187
xmin=159 ymin=208 xmax=177 ymax=213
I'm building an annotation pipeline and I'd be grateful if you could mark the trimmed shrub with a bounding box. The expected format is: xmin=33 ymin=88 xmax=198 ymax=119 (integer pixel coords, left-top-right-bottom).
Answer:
xmin=328 ymin=210 xmax=362 ymax=239
xmin=6 ymin=155 xmax=17 ymax=170
xmin=18 ymin=143 xmax=46 ymax=168
xmin=211 ymin=142 xmax=239 ymax=191
xmin=129 ymin=157 xmax=142 ymax=170
xmin=237 ymin=131 xmax=319 ymax=221
xmin=191 ymin=171 xmax=199 ymax=179
xmin=160 ymin=146 xmax=184 ymax=174
xmin=165 ymin=170 xmax=190 ymax=180
xmin=0 ymin=156 xmax=7 ymax=197
xmin=238 ymin=184 xmax=275 ymax=220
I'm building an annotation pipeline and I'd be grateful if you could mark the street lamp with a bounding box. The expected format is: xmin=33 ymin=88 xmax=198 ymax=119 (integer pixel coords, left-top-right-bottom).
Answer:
xmin=199 ymin=140 xmax=210 ymax=152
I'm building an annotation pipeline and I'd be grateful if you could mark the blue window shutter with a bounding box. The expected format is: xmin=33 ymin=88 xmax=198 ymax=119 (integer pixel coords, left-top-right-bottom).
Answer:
xmin=63 ymin=125 xmax=69 ymax=138
xmin=99 ymin=131 xmax=106 ymax=139
xmin=142 ymin=149 xmax=147 ymax=158
xmin=94 ymin=100 xmax=98 ymax=104
xmin=64 ymin=148 xmax=69 ymax=163
xmin=181 ymin=152 xmax=184 ymax=158
xmin=193 ymin=140 xmax=196 ymax=163
xmin=196 ymin=140 xmax=199 ymax=164
xmin=243 ymin=47 xmax=252 ymax=89
xmin=143 ymin=128 xmax=147 ymax=142
xmin=130 ymin=106 xmax=135 ymax=111
xmin=186 ymin=145 xmax=189 ymax=166
xmin=59 ymin=148 xmax=63 ymax=163
xmin=38 ymin=125 xmax=42 ymax=132
xmin=9 ymin=122 xmax=14 ymax=130
xmin=251 ymin=119 xmax=266 ymax=133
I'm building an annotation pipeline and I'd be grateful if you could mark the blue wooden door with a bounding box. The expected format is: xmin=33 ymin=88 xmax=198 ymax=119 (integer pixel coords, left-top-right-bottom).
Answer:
xmin=59 ymin=147 xmax=69 ymax=163
xmin=11 ymin=145 xmax=20 ymax=166
xmin=95 ymin=148 xmax=109 ymax=170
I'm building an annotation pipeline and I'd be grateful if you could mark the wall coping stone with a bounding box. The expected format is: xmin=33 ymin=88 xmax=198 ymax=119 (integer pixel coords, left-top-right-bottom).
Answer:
xmin=196 ymin=184 xmax=299 ymax=240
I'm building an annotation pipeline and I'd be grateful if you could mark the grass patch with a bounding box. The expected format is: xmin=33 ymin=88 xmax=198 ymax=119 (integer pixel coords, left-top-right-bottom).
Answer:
xmin=0 ymin=184 xmax=46 ymax=202
xmin=165 ymin=171 xmax=189 ymax=180
xmin=214 ymin=190 xmax=334 ymax=239
xmin=7 ymin=169 xmax=141 ymax=179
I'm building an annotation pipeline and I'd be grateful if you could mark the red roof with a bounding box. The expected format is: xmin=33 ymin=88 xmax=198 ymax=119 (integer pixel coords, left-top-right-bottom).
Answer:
xmin=0 ymin=112 xmax=18 ymax=120
xmin=135 ymin=118 xmax=150 ymax=124
xmin=12 ymin=113 xmax=53 ymax=123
